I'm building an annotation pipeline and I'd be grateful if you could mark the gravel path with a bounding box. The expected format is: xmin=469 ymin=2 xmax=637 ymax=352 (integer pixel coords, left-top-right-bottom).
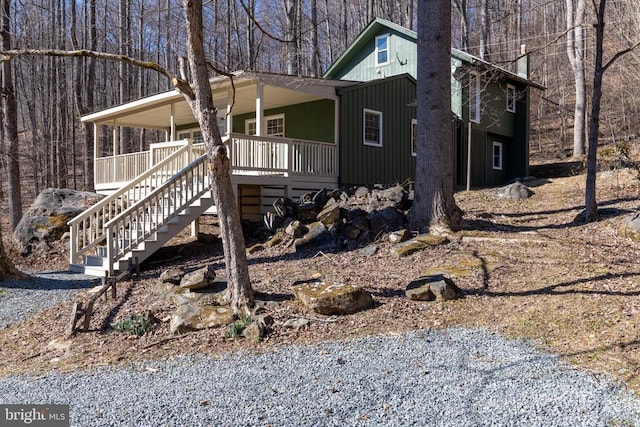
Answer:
xmin=0 ymin=271 xmax=99 ymax=328
xmin=2 ymin=273 xmax=640 ymax=426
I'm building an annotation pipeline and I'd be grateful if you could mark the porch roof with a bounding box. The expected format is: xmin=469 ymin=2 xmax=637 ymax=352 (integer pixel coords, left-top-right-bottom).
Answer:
xmin=81 ymin=71 xmax=356 ymax=129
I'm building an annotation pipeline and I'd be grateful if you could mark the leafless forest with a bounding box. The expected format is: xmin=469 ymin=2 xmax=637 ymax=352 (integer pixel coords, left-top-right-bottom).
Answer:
xmin=1 ymin=0 xmax=639 ymax=208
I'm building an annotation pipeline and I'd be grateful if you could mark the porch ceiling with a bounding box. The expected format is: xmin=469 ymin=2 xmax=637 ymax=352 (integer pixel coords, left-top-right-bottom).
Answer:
xmin=81 ymin=72 xmax=355 ymax=130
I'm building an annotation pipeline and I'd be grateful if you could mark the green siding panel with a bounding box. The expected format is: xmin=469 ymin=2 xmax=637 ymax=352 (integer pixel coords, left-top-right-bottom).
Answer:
xmin=339 ymin=76 xmax=417 ymax=187
xmin=333 ymin=30 xmax=417 ymax=81
xmin=232 ymin=99 xmax=335 ymax=143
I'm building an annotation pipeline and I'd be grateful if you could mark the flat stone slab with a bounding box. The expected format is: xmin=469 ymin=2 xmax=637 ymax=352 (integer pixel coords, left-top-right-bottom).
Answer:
xmin=170 ymin=304 xmax=234 ymax=334
xmin=292 ymin=281 xmax=373 ymax=315
xmin=406 ymin=275 xmax=460 ymax=301
xmin=391 ymin=234 xmax=448 ymax=257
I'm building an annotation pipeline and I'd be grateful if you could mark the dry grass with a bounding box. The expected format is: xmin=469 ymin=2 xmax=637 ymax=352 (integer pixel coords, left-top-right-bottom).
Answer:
xmin=2 ymin=163 xmax=640 ymax=394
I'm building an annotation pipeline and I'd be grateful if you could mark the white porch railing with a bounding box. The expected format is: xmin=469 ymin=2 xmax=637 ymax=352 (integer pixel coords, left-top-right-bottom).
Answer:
xmin=69 ymin=140 xmax=196 ymax=265
xmin=103 ymin=154 xmax=210 ymax=274
xmin=94 ymin=134 xmax=337 ymax=187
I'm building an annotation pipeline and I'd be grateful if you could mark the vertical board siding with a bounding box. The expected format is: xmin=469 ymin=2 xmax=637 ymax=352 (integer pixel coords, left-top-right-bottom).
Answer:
xmin=233 ymin=99 xmax=336 ymax=143
xmin=332 ymin=30 xmax=418 ymax=82
xmin=339 ymin=75 xmax=416 ymax=187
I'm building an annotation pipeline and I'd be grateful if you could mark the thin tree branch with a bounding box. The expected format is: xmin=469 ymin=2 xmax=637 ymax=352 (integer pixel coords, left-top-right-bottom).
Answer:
xmin=603 ymin=41 xmax=640 ymax=72
xmin=206 ymin=62 xmax=236 ymax=119
xmin=0 ymin=48 xmax=194 ymax=99
xmin=237 ymin=0 xmax=294 ymax=43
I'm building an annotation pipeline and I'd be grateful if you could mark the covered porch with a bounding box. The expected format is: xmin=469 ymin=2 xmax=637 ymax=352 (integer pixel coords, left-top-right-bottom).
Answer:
xmin=81 ymin=71 xmax=355 ymax=196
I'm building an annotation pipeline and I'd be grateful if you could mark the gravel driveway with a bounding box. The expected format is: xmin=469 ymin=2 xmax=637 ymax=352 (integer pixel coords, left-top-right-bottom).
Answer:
xmin=1 ymin=272 xmax=640 ymax=426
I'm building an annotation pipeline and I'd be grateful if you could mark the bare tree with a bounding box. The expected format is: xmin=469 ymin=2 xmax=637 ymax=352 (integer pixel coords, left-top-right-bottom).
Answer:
xmin=182 ymin=0 xmax=253 ymax=313
xmin=566 ymin=0 xmax=587 ymax=158
xmin=584 ymin=0 xmax=640 ymax=222
xmin=408 ymin=0 xmax=462 ymax=233
xmin=1 ymin=0 xmax=21 ymax=229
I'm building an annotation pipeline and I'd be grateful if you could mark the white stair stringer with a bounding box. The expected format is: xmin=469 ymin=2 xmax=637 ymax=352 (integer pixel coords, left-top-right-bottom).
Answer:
xmin=70 ymin=154 xmax=212 ymax=277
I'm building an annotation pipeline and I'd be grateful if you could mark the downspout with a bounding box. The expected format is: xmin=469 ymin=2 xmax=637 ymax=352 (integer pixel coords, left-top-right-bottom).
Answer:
xmin=466 ymin=121 xmax=472 ymax=191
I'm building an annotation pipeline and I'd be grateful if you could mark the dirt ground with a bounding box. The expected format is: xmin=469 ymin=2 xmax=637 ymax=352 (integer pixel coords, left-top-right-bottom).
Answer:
xmin=2 ymin=162 xmax=640 ymax=394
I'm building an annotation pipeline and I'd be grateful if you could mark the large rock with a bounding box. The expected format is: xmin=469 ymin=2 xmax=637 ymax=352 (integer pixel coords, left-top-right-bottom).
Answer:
xmin=178 ymin=265 xmax=217 ymax=290
xmin=406 ymin=275 xmax=461 ymax=301
xmin=317 ymin=205 xmax=342 ymax=227
xmin=160 ymin=268 xmax=185 ymax=286
xmin=293 ymin=221 xmax=333 ymax=250
xmin=368 ymin=207 xmax=406 ymax=234
xmin=496 ymin=182 xmax=534 ymax=200
xmin=619 ymin=212 xmax=640 ymax=241
xmin=14 ymin=188 xmax=104 ymax=255
xmin=169 ymin=304 xmax=234 ymax=334
xmin=292 ymin=281 xmax=373 ymax=315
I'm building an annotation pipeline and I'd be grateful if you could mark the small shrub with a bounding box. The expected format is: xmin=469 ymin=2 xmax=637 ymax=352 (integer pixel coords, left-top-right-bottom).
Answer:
xmin=113 ymin=314 xmax=152 ymax=336
xmin=223 ymin=314 xmax=252 ymax=340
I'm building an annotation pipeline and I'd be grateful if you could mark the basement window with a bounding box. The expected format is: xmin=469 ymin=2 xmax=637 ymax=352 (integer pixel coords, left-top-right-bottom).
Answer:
xmin=364 ymin=109 xmax=383 ymax=147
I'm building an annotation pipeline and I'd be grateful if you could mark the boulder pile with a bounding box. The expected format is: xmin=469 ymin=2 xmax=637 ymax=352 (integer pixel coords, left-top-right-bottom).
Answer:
xmin=262 ymin=184 xmax=413 ymax=251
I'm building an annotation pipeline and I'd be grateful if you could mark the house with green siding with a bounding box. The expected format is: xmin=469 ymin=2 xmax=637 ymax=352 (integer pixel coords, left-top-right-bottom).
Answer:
xmin=325 ymin=18 xmax=544 ymax=188
xmin=72 ymin=17 xmax=543 ymax=276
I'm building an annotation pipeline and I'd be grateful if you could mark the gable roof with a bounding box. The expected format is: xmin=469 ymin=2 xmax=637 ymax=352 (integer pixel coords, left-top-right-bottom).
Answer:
xmin=324 ymin=17 xmax=544 ymax=90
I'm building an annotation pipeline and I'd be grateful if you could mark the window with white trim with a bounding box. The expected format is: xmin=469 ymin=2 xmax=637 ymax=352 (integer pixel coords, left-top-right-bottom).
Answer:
xmin=492 ymin=141 xmax=503 ymax=170
xmin=375 ymin=34 xmax=390 ymax=66
xmin=469 ymin=73 xmax=481 ymax=123
xmin=506 ymin=84 xmax=516 ymax=113
xmin=363 ymin=109 xmax=383 ymax=147
xmin=245 ymin=114 xmax=285 ymax=137
xmin=411 ymin=119 xmax=417 ymax=156
xmin=177 ymin=129 xmax=203 ymax=144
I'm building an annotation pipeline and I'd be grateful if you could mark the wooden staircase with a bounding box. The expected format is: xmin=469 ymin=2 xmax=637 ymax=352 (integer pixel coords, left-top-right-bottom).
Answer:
xmin=69 ymin=142 xmax=213 ymax=277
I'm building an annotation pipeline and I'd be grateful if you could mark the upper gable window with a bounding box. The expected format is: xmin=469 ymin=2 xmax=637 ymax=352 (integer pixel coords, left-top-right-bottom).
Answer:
xmin=375 ymin=34 xmax=390 ymax=66
xmin=506 ymin=84 xmax=516 ymax=113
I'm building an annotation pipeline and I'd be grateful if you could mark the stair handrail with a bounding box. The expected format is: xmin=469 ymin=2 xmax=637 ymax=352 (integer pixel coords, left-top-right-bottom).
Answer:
xmin=68 ymin=139 xmax=193 ymax=264
xmin=102 ymin=153 xmax=210 ymax=275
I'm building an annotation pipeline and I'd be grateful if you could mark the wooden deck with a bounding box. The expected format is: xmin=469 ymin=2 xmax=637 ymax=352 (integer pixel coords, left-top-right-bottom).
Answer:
xmin=95 ymin=133 xmax=338 ymax=195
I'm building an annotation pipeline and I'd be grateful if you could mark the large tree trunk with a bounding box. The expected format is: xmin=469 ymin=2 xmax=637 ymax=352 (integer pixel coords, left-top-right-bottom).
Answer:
xmin=408 ymin=0 xmax=462 ymax=234
xmin=0 ymin=222 xmax=26 ymax=280
xmin=84 ymin=0 xmax=96 ymax=191
xmin=566 ymin=0 xmax=587 ymax=158
xmin=182 ymin=0 xmax=253 ymax=314
xmin=584 ymin=0 xmax=607 ymax=222
xmin=480 ymin=0 xmax=490 ymax=60
xmin=1 ymin=0 xmax=22 ymax=230
xmin=283 ymin=0 xmax=299 ymax=75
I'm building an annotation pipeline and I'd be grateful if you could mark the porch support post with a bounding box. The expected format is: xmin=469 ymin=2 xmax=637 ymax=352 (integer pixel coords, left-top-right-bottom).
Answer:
xmin=93 ymin=123 xmax=99 ymax=189
xmin=333 ymin=98 xmax=339 ymax=176
xmin=170 ymin=103 xmax=176 ymax=141
xmin=256 ymin=82 xmax=264 ymax=136
xmin=190 ymin=218 xmax=200 ymax=237
xmin=112 ymin=120 xmax=119 ymax=156
xmin=112 ymin=120 xmax=119 ymax=182
xmin=226 ymin=87 xmax=233 ymax=136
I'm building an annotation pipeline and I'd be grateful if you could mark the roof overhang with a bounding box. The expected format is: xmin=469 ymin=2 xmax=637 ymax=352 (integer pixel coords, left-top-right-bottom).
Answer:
xmin=81 ymin=71 xmax=357 ymax=129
